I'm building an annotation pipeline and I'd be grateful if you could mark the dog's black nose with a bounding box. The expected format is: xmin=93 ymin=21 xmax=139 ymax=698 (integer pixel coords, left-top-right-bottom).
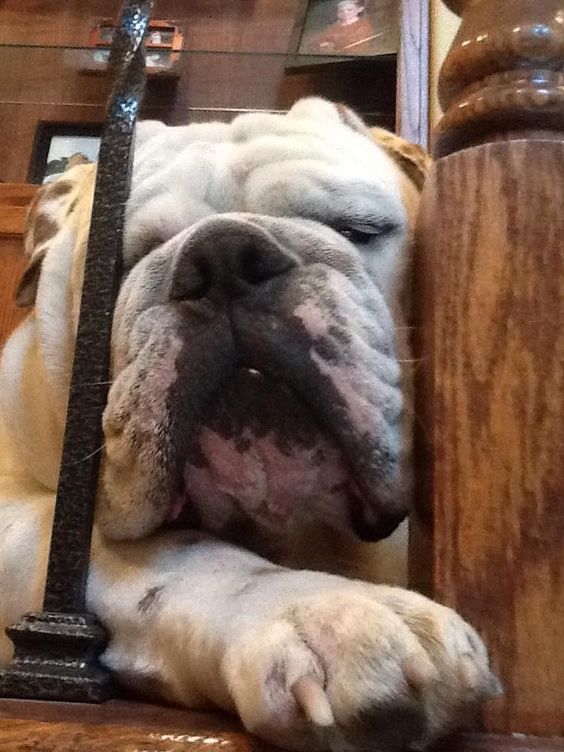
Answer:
xmin=170 ymin=218 xmax=296 ymax=302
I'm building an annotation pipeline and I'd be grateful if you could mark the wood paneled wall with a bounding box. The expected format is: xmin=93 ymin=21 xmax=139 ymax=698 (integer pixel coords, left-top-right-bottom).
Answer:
xmin=0 ymin=0 xmax=397 ymax=183
xmin=0 ymin=1 xmax=303 ymax=52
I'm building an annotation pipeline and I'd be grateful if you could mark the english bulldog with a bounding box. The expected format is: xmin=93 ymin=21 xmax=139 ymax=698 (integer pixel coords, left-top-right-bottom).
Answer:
xmin=0 ymin=98 xmax=499 ymax=750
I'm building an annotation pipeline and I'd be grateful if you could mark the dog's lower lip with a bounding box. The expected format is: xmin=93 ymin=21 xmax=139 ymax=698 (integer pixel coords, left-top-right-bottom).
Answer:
xmin=349 ymin=490 xmax=404 ymax=542
xmin=167 ymin=365 xmax=404 ymax=539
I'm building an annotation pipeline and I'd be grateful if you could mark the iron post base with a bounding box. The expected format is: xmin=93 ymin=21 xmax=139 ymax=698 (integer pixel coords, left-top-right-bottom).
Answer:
xmin=0 ymin=611 xmax=112 ymax=702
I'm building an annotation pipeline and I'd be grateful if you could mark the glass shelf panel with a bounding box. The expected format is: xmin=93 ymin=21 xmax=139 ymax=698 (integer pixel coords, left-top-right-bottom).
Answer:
xmin=0 ymin=0 xmax=399 ymax=56
xmin=0 ymin=45 xmax=396 ymax=183
xmin=0 ymin=45 xmax=396 ymax=108
xmin=0 ymin=43 xmax=396 ymax=59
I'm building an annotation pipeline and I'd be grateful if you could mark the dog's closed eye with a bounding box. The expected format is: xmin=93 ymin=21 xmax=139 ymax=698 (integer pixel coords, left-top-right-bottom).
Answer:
xmin=336 ymin=222 xmax=397 ymax=245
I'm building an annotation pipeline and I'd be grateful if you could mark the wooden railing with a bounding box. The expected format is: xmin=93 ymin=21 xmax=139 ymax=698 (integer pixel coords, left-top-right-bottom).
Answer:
xmin=412 ymin=0 xmax=564 ymax=746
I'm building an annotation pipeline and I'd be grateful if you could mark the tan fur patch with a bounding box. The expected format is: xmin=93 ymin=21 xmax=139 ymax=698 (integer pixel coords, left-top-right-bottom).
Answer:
xmin=334 ymin=102 xmax=430 ymax=191
xmin=371 ymin=128 xmax=431 ymax=191
xmin=33 ymin=215 xmax=58 ymax=247
xmin=47 ymin=180 xmax=74 ymax=199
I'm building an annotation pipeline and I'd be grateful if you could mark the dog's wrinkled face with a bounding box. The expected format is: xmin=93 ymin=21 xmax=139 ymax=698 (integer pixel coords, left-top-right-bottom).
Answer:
xmin=90 ymin=98 xmax=418 ymax=545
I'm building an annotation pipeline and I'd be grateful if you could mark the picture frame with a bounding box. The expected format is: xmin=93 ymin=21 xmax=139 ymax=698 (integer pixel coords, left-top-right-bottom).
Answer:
xmin=27 ymin=122 xmax=103 ymax=185
xmin=83 ymin=18 xmax=183 ymax=77
xmin=286 ymin=0 xmax=399 ymax=73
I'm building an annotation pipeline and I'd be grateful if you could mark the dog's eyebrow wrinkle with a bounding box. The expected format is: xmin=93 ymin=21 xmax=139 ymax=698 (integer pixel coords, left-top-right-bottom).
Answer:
xmin=137 ymin=585 xmax=165 ymax=614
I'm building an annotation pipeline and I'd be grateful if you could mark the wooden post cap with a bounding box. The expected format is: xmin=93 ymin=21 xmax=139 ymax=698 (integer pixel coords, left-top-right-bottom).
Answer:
xmin=435 ymin=0 xmax=564 ymax=156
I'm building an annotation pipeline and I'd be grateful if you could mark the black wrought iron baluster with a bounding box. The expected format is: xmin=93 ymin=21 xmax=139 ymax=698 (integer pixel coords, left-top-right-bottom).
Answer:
xmin=0 ymin=0 xmax=153 ymax=702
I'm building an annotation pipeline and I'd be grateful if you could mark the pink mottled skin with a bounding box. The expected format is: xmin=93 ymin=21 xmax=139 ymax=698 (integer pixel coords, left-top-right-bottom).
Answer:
xmin=293 ymin=300 xmax=330 ymax=338
xmin=184 ymin=427 xmax=350 ymax=535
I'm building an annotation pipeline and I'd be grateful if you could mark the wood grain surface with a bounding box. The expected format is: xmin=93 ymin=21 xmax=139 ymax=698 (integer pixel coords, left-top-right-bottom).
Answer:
xmin=0 ymin=184 xmax=36 ymax=345
xmin=414 ymin=138 xmax=564 ymax=735
xmin=0 ymin=183 xmax=40 ymax=236
xmin=434 ymin=0 xmax=564 ymax=156
xmin=1 ymin=700 xmax=563 ymax=752
xmin=0 ymin=699 xmax=273 ymax=752
xmin=0 ymin=238 xmax=27 ymax=346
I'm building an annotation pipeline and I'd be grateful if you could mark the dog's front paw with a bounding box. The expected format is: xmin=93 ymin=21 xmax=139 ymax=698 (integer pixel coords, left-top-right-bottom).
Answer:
xmin=224 ymin=583 xmax=500 ymax=751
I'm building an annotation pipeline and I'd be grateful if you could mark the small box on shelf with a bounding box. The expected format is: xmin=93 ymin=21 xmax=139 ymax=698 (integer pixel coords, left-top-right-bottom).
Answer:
xmin=81 ymin=18 xmax=183 ymax=78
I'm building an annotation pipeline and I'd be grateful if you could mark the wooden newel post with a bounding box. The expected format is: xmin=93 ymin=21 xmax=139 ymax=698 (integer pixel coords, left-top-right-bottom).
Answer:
xmin=412 ymin=0 xmax=564 ymax=745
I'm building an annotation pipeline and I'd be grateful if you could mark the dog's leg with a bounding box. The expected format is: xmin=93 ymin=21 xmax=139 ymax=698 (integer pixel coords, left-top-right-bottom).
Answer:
xmin=90 ymin=530 xmax=499 ymax=751
xmin=0 ymin=486 xmax=54 ymax=664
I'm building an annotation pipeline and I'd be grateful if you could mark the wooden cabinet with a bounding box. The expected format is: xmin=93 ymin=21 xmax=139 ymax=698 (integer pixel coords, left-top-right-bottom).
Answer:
xmin=0 ymin=0 xmax=429 ymax=184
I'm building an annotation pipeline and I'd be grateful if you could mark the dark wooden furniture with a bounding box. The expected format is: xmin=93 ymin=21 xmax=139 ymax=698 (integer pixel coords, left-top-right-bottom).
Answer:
xmin=0 ymin=699 xmax=274 ymax=752
xmin=0 ymin=0 xmax=430 ymax=183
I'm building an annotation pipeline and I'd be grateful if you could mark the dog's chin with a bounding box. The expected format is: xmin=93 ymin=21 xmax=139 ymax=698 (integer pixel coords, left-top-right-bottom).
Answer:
xmin=167 ymin=368 xmax=404 ymax=542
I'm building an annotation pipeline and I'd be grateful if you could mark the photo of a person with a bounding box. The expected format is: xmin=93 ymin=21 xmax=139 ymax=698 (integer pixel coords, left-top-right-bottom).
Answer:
xmin=306 ymin=1 xmax=376 ymax=53
xmin=298 ymin=0 xmax=397 ymax=57
xmin=42 ymin=136 xmax=101 ymax=183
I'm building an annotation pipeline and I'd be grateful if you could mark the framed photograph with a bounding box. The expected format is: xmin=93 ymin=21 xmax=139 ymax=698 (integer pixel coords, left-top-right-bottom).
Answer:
xmin=287 ymin=0 xmax=398 ymax=71
xmin=27 ymin=122 xmax=103 ymax=185
xmin=84 ymin=18 xmax=183 ymax=76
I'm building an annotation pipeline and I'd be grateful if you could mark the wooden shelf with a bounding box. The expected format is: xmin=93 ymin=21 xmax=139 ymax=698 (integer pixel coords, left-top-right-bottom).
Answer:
xmin=0 ymin=698 xmax=274 ymax=752
xmin=0 ymin=183 xmax=39 ymax=237
xmin=1 ymin=699 xmax=563 ymax=752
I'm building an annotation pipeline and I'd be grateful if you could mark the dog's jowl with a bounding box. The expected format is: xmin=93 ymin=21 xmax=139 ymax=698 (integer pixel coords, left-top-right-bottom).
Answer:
xmin=0 ymin=98 xmax=499 ymax=751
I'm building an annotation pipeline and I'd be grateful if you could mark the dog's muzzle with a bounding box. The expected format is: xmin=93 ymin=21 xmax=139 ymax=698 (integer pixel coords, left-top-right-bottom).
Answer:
xmin=159 ymin=215 xmax=409 ymax=542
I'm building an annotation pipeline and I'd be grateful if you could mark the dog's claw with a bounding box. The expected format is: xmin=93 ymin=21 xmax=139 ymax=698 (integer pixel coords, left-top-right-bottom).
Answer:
xmin=459 ymin=654 xmax=481 ymax=692
xmin=486 ymin=670 xmax=504 ymax=697
xmin=402 ymin=652 xmax=439 ymax=691
xmin=292 ymin=676 xmax=335 ymax=728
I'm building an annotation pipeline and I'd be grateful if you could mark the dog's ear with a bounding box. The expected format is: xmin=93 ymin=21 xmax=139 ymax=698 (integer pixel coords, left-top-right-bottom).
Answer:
xmin=370 ymin=127 xmax=431 ymax=191
xmin=15 ymin=187 xmax=48 ymax=308
xmin=16 ymin=177 xmax=76 ymax=308
xmin=334 ymin=102 xmax=431 ymax=191
xmin=334 ymin=102 xmax=373 ymax=138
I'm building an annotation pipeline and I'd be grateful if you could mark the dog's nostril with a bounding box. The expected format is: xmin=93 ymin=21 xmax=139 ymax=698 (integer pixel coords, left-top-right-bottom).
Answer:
xmin=240 ymin=245 xmax=263 ymax=284
xmin=239 ymin=245 xmax=282 ymax=285
xmin=172 ymin=256 xmax=212 ymax=301
xmin=237 ymin=243 xmax=293 ymax=286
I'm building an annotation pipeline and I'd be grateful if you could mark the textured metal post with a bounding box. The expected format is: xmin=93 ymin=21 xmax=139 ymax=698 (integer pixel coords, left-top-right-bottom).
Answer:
xmin=0 ymin=0 xmax=153 ymax=702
